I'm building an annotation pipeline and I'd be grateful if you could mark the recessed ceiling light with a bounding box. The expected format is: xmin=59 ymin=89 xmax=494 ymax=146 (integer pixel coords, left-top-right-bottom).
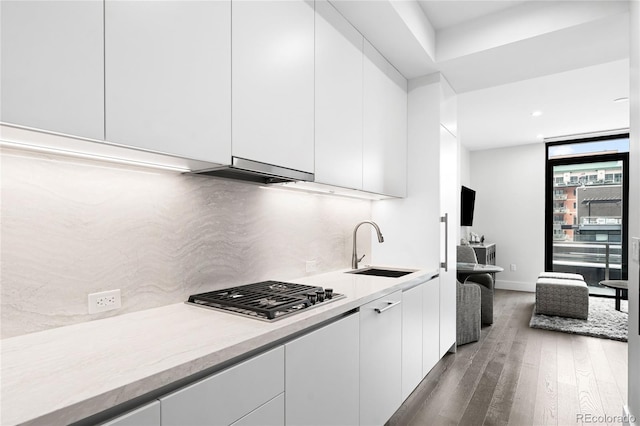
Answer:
xmin=536 ymin=134 xmax=544 ymax=140
xmin=531 ymin=111 xmax=543 ymax=117
xmin=614 ymin=97 xmax=629 ymax=103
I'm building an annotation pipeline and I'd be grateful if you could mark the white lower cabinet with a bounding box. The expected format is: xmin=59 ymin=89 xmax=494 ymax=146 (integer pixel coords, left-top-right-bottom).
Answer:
xmin=231 ymin=393 xmax=284 ymax=426
xmin=95 ymin=283 xmax=447 ymax=426
xmin=159 ymin=346 xmax=284 ymax=426
xmin=401 ymin=284 xmax=423 ymax=401
xmin=101 ymin=401 xmax=160 ymax=426
xmin=360 ymin=290 xmax=402 ymax=426
xmin=285 ymin=313 xmax=359 ymax=426
xmin=422 ymin=277 xmax=440 ymax=376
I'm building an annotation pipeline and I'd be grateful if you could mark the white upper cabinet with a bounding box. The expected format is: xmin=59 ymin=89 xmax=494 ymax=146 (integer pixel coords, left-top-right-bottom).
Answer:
xmin=314 ymin=0 xmax=363 ymax=188
xmin=0 ymin=0 xmax=104 ymax=140
xmin=363 ymin=41 xmax=408 ymax=197
xmin=104 ymin=0 xmax=231 ymax=164
xmin=232 ymin=0 xmax=315 ymax=173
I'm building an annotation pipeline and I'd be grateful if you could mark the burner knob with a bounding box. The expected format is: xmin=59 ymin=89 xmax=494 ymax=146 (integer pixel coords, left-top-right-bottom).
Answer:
xmin=325 ymin=288 xmax=333 ymax=299
xmin=316 ymin=290 xmax=325 ymax=303
xmin=307 ymin=293 xmax=317 ymax=305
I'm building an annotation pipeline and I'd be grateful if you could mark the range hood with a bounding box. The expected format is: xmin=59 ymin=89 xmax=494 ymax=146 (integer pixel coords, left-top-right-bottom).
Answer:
xmin=193 ymin=157 xmax=314 ymax=184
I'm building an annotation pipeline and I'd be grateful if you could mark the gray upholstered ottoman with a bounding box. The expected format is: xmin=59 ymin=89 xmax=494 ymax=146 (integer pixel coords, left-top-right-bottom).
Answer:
xmin=535 ymin=277 xmax=589 ymax=319
xmin=538 ymin=271 xmax=584 ymax=281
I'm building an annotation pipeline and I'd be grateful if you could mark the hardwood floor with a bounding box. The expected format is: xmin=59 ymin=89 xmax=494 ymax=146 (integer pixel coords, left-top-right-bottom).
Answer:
xmin=388 ymin=290 xmax=628 ymax=426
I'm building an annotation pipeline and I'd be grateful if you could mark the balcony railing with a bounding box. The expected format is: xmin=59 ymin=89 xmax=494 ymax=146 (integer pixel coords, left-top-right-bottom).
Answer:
xmin=581 ymin=216 xmax=622 ymax=225
xmin=552 ymin=241 xmax=623 ymax=286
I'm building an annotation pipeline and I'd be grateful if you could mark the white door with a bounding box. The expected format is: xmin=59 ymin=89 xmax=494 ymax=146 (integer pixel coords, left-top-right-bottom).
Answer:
xmin=439 ymin=124 xmax=458 ymax=355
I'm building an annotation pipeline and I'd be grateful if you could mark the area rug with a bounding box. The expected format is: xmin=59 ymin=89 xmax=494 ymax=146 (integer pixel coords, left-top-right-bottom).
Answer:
xmin=529 ymin=297 xmax=628 ymax=342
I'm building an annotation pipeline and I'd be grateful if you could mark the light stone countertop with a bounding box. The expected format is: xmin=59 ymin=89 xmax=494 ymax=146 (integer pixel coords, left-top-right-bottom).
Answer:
xmin=1 ymin=267 xmax=438 ymax=426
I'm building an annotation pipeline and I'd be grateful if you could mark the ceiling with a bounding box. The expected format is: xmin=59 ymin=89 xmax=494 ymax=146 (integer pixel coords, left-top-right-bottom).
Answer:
xmin=417 ymin=0 xmax=529 ymax=30
xmin=330 ymin=0 xmax=631 ymax=151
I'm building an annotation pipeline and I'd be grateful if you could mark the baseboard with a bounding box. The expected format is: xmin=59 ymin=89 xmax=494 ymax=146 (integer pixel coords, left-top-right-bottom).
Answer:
xmin=495 ymin=280 xmax=535 ymax=293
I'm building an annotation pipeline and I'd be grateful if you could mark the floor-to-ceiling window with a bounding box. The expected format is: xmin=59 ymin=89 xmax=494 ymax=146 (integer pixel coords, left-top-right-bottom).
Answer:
xmin=545 ymin=134 xmax=629 ymax=296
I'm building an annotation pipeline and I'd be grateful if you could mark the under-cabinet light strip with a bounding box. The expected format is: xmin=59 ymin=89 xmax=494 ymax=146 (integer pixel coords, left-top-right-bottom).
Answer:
xmin=0 ymin=140 xmax=191 ymax=172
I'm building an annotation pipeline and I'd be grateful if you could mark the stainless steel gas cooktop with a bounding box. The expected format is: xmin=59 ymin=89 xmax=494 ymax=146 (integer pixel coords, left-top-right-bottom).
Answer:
xmin=186 ymin=280 xmax=344 ymax=321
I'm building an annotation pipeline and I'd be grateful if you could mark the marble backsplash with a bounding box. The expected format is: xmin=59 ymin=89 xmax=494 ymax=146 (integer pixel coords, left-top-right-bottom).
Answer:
xmin=0 ymin=148 xmax=372 ymax=338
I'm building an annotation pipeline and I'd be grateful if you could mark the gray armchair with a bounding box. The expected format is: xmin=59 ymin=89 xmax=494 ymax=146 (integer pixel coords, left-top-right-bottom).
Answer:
xmin=457 ymin=280 xmax=481 ymax=345
xmin=457 ymin=245 xmax=494 ymax=325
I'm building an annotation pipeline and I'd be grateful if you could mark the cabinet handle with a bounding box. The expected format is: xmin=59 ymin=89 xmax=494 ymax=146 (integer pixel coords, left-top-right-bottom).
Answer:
xmin=374 ymin=301 xmax=401 ymax=314
xmin=440 ymin=213 xmax=448 ymax=271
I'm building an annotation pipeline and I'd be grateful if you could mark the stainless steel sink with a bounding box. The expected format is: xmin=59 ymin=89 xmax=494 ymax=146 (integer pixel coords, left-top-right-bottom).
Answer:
xmin=346 ymin=267 xmax=416 ymax=278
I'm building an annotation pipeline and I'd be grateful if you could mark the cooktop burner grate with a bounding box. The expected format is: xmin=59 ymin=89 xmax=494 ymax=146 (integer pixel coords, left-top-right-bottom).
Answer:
xmin=187 ymin=280 xmax=341 ymax=321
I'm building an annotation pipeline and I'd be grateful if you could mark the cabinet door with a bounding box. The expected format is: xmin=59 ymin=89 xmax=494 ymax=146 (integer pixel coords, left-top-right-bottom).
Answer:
xmin=360 ymin=291 xmax=402 ymax=426
xmin=232 ymin=0 xmax=314 ymax=173
xmin=105 ymin=0 xmax=231 ymax=164
xmin=439 ymin=126 xmax=458 ymax=356
xmin=1 ymin=0 xmax=104 ymax=140
xmin=314 ymin=0 xmax=363 ymax=189
xmin=160 ymin=346 xmax=284 ymax=426
xmin=101 ymin=401 xmax=160 ymax=426
xmin=285 ymin=313 xmax=359 ymax=426
xmin=363 ymin=41 xmax=408 ymax=197
xmin=231 ymin=394 xmax=284 ymax=426
xmin=422 ymin=277 xmax=440 ymax=376
xmin=402 ymin=284 xmax=423 ymax=400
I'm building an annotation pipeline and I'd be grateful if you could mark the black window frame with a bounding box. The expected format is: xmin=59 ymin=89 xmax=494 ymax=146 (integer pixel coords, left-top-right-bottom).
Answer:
xmin=545 ymin=133 xmax=630 ymax=280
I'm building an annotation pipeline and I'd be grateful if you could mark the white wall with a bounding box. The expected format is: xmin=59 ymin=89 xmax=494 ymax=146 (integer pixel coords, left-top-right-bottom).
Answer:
xmin=459 ymin=144 xmax=471 ymax=241
xmin=470 ymin=143 xmax=545 ymax=292
xmin=627 ymin=1 xmax=639 ymax=423
xmin=459 ymin=145 xmax=471 ymax=188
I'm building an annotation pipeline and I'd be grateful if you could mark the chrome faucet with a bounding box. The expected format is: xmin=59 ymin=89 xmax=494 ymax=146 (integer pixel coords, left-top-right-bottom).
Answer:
xmin=352 ymin=221 xmax=384 ymax=269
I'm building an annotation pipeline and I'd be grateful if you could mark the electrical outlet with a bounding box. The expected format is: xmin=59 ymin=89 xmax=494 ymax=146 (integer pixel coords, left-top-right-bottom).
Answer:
xmin=88 ymin=289 xmax=121 ymax=314
xmin=306 ymin=260 xmax=317 ymax=273
xmin=510 ymin=264 xmax=517 ymax=271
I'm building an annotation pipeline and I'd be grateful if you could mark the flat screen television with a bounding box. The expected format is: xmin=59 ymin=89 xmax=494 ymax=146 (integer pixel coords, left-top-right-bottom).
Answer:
xmin=460 ymin=186 xmax=476 ymax=226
